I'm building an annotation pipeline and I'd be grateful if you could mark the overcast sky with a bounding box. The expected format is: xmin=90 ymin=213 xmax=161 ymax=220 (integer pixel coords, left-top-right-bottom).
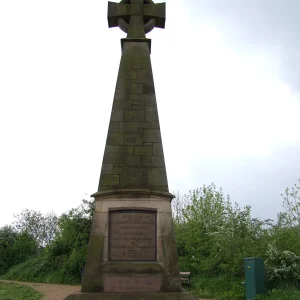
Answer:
xmin=1 ymin=0 xmax=300 ymax=227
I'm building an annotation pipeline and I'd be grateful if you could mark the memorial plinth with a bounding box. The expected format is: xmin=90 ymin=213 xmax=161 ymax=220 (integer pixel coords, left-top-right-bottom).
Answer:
xmin=64 ymin=0 xmax=197 ymax=299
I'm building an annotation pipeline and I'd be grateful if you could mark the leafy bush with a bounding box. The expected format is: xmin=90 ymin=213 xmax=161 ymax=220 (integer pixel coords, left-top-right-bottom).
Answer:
xmin=174 ymin=184 xmax=271 ymax=277
xmin=265 ymin=243 xmax=300 ymax=288
xmin=0 ymin=226 xmax=38 ymax=275
xmin=190 ymin=275 xmax=244 ymax=300
xmin=3 ymin=198 xmax=94 ymax=284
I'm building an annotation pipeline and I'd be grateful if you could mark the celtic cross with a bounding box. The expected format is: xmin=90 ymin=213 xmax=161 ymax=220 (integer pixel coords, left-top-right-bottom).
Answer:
xmin=107 ymin=0 xmax=166 ymax=39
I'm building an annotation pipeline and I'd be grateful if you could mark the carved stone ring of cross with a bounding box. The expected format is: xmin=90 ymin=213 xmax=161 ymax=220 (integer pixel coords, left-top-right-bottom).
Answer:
xmin=118 ymin=0 xmax=155 ymax=34
xmin=108 ymin=0 xmax=166 ymax=38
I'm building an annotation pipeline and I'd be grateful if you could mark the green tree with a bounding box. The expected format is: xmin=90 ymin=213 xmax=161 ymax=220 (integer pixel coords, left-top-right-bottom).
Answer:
xmin=281 ymin=179 xmax=300 ymax=227
xmin=173 ymin=184 xmax=271 ymax=277
xmin=0 ymin=226 xmax=38 ymax=275
xmin=45 ymin=197 xmax=95 ymax=282
xmin=174 ymin=184 xmax=231 ymax=275
xmin=13 ymin=209 xmax=58 ymax=247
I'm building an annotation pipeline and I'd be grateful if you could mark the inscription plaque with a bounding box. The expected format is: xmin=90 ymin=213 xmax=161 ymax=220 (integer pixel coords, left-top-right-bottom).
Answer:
xmin=109 ymin=209 xmax=156 ymax=261
xmin=104 ymin=276 xmax=161 ymax=292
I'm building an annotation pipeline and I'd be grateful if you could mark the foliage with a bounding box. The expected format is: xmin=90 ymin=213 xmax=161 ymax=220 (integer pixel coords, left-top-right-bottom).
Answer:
xmin=13 ymin=210 xmax=58 ymax=247
xmin=190 ymin=275 xmax=244 ymax=300
xmin=0 ymin=281 xmax=42 ymax=300
xmin=3 ymin=197 xmax=95 ymax=284
xmin=174 ymin=184 xmax=272 ymax=277
xmin=0 ymin=226 xmax=38 ymax=275
xmin=281 ymin=179 xmax=300 ymax=227
xmin=190 ymin=275 xmax=300 ymax=300
xmin=3 ymin=256 xmax=68 ymax=284
xmin=255 ymin=287 xmax=300 ymax=300
xmin=265 ymin=243 xmax=300 ymax=288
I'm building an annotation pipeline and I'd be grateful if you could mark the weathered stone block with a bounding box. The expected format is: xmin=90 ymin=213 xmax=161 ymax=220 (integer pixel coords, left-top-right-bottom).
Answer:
xmin=100 ymin=174 xmax=119 ymax=186
xmin=161 ymin=275 xmax=182 ymax=292
xmin=120 ymin=58 xmax=132 ymax=70
xmin=131 ymin=83 xmax=143 ymax=94
xmin=131 ymin=100 xmax=139 ymax=106
xmin=134 ymin=145 xmax=153 ymax=156
xmin=85 ymin=235 xmax=105 ymax=264
xmin=107 ymin=133 xmax=124 ymax=145
xmin=124 ymin=122 xmax=142 ymax=134
xmin=98 ymin=185 xmax=115 ymax=191
xmin=160 ymin=235 xmax=179 ymax=262
xmin=113 ymin=88 xmax=126 ymax=101
xmin=124 ymin=133 xmax=143 ymax=145
xmin=123 ymin=166 xmax=148 ymax=175
xmin=131 ymin=59 xmax=144 ymax=69
xmin=144 ymin=129 xmax=162 ymax=143
xmin=127 ymin=94 xmax=140 ymax=101
xmin=123 ymin=155 xmax=141 ymax=166
xmin=138 ymin=69 xmax=153 ymax=81
xmin=157 ymin=212 xmax=174 ymax=237
xmin=148 ymin=168 xmax=168 ymax=186
xmin=101 ymin=164 xmax=113 ymax=174
xmin=103 ymin=236 xmax=109 ymax=261
xmin=164 ymin=261 xmax=180 ymax=277
xmin=116 ymin=79 xmax=131 ymax=89
xmin=141 ymin=57 xmax=151 ymax=68
xmin=139 ymin=94 xmax=156 ymax=105
xmin=98 ymin=261 xmax=165 ymax=275
xmin=105 ymin=145 xmax=119 ymax=153
xmin=119 ymin=145 xmax=135 ymax=154
xmin=83 ymin=260 xmax=100 ymax=277
xmin=142 ymin=156 xmax=165 ymax=167
xmin=120 ymin=174 xmax=147 ymax=187
xmin=123 ymin=43 xmax=148 ymax=58
xmin=111 ymin=110 xmax=123 ymax=122
xmin=65 ymin=291 xmax=198 ymax=300
xmin=130 ymin=96 xmax=156 ymax=109
xmin=125 ymin=70 xmax=137 ymax=80
xmin=145 ymin=106 xmax=158 ymax=122
xmin=113 ymin=99 xmax=131 ymax=110
xmin=95 ymin=200 xmax=102 ymax=212
xmin=91 ymin=212 xmax=108 ymax=236
xmin=113 ymin=166 xmax=124 ymax=174
xmin=124 ymin=110 xmax=144 ymax=122
xmin=153 ymin=143 xmax=164 ymax=155
xmin=143 ymin=82 xmax=155 ymax=94
xmin=142 ymin=121 xmax=159 ymax=129
xmin=150 ymin=186 xmax=169 ymax=192
xmin=81 ymin=275 xmax=104 ymax=293
xmin=103 ymin=152 xmax=123 ymax=164
xmin=108 ymin=122 xmax=122 ymax=133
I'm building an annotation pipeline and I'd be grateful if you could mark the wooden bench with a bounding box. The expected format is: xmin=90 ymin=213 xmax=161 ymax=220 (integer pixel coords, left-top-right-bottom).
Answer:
xmin=180 ymin=272 xmax=191 ymax=288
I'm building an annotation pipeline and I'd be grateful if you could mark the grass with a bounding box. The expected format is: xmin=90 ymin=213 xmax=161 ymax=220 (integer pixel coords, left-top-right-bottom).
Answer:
xmin=189 ymin=275 xmax=245 ymax=300
xmin=0 ymin=282 xmax=42 ymax=300
xmin=2 ymin=256 xmax=79 ymax=285
xmin=188 ymin=275 xmax=300 ymax=300
xmin=255 ymin=287 xmax=300 ymax=300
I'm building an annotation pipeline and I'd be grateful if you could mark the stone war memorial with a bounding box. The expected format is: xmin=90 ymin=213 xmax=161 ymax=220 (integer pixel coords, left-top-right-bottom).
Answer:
xmin=65 ymin=0 xmax=197 ymax=299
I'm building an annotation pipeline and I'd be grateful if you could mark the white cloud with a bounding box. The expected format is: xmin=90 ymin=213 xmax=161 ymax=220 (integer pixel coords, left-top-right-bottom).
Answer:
xmin=0 ymin=0 xmax=299 ymax=226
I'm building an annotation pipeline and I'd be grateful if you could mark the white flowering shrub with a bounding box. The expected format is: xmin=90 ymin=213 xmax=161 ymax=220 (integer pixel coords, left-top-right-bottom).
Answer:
xmin=265 ymin=243 xmax=300 ymax=287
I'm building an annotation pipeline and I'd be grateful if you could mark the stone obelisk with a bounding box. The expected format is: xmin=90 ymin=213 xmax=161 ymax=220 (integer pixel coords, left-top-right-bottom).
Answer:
xmin=65 ymin=0 xmax=197 ymax=299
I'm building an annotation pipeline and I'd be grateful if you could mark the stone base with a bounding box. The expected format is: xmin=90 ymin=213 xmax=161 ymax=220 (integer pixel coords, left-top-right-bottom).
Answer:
xmin=64 ymin=290 xmax=198 ymax=300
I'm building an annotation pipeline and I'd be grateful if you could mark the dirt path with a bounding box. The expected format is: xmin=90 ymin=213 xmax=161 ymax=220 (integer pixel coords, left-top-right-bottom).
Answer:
xmin=0 ymin=280 xmax=80 ymax=300
xmin=0 ymin=280 xmax=215 ymax=300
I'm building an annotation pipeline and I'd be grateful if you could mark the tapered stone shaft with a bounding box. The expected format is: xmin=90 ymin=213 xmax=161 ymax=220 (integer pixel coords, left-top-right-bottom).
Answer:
xmin=98 ymin=40 xmax=169 ymax=193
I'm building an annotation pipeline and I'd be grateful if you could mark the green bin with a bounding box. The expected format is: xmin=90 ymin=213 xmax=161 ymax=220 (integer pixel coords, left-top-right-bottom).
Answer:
xmin=244 ymin=257 xmax=265 ymax=300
